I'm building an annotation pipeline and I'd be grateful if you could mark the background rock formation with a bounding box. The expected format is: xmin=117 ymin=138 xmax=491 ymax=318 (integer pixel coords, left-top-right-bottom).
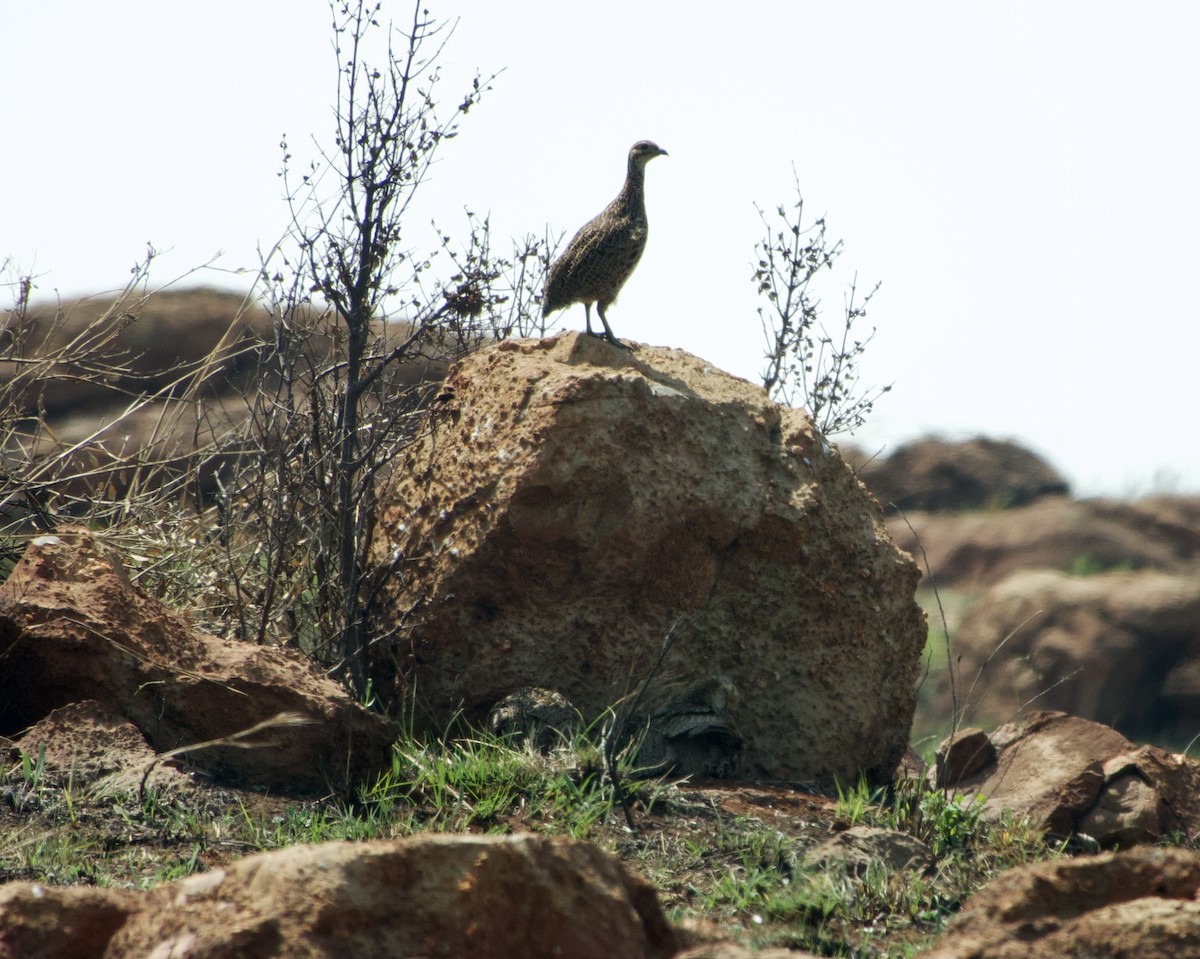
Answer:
xmin=885 ymin=495 xmax=1200 ymax=590
xmin=848 ymin=435 xmax=1070 ymax=513
xmin=376 ymin=333 xmax=926 ymax=785
xmin=942 ymin=569 xmax=1200 ymax=741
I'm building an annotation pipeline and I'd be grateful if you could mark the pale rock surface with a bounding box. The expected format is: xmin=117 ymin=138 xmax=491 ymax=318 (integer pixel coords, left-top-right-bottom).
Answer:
xmin=0 ymin=528 xmax=394 ymax=793
xmin=376 ymin=333 xmax=926 ymax=785
xmin=0 ymin=835 xmax=678 ymax=959
xmin=925 ymin=846 xmax=1200 ymax=959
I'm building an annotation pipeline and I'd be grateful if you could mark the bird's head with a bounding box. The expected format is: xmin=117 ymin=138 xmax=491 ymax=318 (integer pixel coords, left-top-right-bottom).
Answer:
xmin=629 ymin=140 xmax=668 ymax=171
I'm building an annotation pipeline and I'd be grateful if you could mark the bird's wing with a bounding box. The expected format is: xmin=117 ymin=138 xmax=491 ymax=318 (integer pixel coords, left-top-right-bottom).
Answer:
xmin=552 ymin=214 xmax=640 ymax=294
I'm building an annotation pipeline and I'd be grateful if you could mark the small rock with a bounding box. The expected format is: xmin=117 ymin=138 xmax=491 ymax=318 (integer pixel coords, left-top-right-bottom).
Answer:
xmin=803 ymin=825 xmax=932 ymax=877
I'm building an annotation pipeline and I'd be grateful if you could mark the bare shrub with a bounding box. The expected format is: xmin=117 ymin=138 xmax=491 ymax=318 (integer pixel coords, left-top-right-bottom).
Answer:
xmin=206 ymin=1 xmax=550 ymax=698
xmin=755 ymin=174 xmax=891 ymax=435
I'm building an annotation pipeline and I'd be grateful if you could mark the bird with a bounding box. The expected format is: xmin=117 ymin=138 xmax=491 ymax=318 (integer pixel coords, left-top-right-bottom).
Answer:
xmin=632 ymin=676 xmax=742 ymax=778
xmin=542 ymin=140 xmax=668 ymax=349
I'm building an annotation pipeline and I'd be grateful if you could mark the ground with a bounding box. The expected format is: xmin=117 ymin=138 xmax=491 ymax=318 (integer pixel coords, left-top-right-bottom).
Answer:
xmin=1 ymin=718 xmax=1052 ymax=957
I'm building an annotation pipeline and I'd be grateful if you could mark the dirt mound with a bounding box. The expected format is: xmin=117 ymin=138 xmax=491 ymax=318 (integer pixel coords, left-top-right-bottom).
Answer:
xmin=375 ymin=332 xmax=926 ymax=786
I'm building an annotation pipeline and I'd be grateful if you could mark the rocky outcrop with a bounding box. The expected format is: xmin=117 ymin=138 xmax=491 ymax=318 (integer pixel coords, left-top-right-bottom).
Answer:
xmin=941 ymin=568 xmax=1200 ymax=740
xmin=850 ymin=436 xmax=1069 ymax=513
xmin=0 ymin=527 xmax=395 ymax=794
xmin=375 ymin=333 xmax=926 ymax=786
xmin=0 ymin=834 xmax=678 ymax=959
xmin=926 ymin=846 xmax=1200 ymax=959
xmin=931 ymin=711 xmax=1200 ymax=847
xmin=885 ymin=495 xmax=1200 ymax=590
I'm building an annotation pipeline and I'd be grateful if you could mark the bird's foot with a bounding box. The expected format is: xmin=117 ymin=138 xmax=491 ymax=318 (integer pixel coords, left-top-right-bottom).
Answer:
xmin=583 ymin=329 xmax=631 ymax=351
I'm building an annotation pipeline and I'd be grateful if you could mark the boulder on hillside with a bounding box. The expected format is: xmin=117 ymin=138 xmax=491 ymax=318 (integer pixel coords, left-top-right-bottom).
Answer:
xmin=0 ymin=834 xmax=678 ymax=959
xmin=932 ymin=711 xmax=1200 ymax=847
xmin=0 ymin=527 xmax=395 ymax=794
xmin=374 ymin=333 xmax=926 ymax=786
xmin=885 ymin=494 xmax=1200 ymax=590
xmin=848 ymin=436 xmax=1069 ymax=513
xmin=926 ymin=846 xmax=1200 ymax=959
xmin=939 ymin=568 xmax=1200 ymax=741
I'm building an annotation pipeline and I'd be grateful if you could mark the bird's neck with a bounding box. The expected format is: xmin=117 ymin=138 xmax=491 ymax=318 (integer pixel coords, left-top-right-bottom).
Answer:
xmin=615 ymin=163 xmax=647 ymax=214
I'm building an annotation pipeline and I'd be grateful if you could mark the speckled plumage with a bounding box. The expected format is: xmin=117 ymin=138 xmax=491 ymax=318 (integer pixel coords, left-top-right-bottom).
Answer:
xmin=543 ymin=140 xmax=668 ymax=348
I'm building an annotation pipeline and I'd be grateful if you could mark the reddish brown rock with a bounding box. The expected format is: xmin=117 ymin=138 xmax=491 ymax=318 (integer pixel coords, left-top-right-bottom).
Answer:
xmin=0 ymin=883 xmax=135 ymax=959
xmin=933 ymin=711 xmax=1200 ymax=846
xmin=925 ymin=846 xmax=1200 ymax=959
xmin=0 ymin=528 xmax=394 ymax=794
xmin=932 ymin=726 xmax=995 ymax=787
xmin=376 ymin=333 xmax=926 ymax=786
xmin=0 ymin=835 xmax=678 ymax=959
xmin=5 ymin=700 xmax=189 ymax=795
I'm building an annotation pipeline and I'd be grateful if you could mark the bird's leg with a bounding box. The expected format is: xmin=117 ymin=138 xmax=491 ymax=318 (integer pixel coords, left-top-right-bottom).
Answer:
xmin=595 ymin=302 xmax=630 ymax=350
xmin=583 ymin=303 xmax=596 ymax=337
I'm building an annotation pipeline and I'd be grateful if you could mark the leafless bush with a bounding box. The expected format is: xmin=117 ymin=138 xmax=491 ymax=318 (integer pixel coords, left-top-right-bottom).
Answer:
xmin=206 ymin=1 xmax=551 ymax=698
xmin=755 ymin=174 xmax=891 ymax=435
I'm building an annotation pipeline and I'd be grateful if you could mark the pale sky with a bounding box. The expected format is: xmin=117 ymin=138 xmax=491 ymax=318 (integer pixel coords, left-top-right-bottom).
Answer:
xmin=4 ymin=2 xmax=1198 ymax=495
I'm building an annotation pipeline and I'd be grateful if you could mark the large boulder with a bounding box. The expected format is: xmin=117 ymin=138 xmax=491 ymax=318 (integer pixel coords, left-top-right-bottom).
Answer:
xmin=0 ymin=834 xmax=678 ymax=959
xmin=851 ymin=435 xmax=1069 ymax=513
xmin=926 ymin=846 xmax=1200 ymax=959
xmin=0 ymin=527 xmax=395 ymax=794
xmin=374 ymin=333 xmax=926 ymax=785
xmin=939 ymin=568 xmax=1200 ymax=740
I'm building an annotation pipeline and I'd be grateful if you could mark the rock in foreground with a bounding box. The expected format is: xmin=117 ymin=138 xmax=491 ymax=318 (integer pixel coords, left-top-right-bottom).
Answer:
xmin=926 ymin=846 xmax=1200 ymax=959
xmin=0 ymin=834 xmax=677 ymax=959
xmin=377 ymin=333 xmax=925 ymax=785
xmin=932 ymin=711 xmax=1200 ymax=847
xmin=0 ymin=528 xmax=394 ymax=794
